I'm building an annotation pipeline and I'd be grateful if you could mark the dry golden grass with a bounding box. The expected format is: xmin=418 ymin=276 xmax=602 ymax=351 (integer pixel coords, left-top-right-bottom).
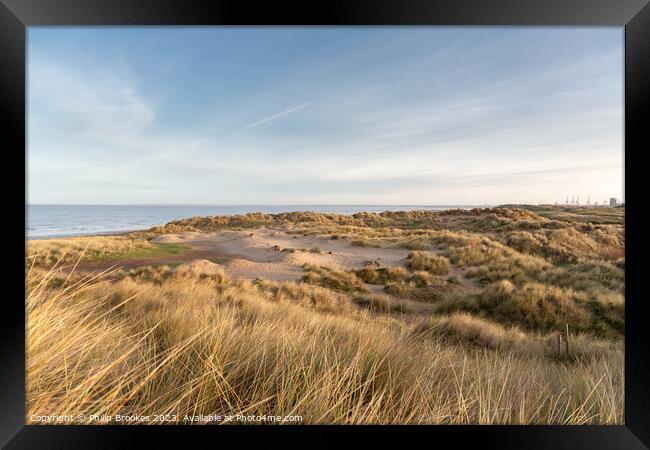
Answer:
xmin=412 ymin=312 xmax=527 ymax=349
xmin=443 ymin=238 xmax=551 ymax=285
xmin=27 ymin=236 xmax=185 ymax=268
xmin=384 ymin=277 xmax=459 ymax=303
xmin=352 ymin=293 xmax=414 ymax=314
xmin=437 ymin=280 xmax=623 ymax=337
xmin=253 ymin=278 xmax=354 ymax=314
xmin=354 ymin=266 xmax=409 ymax=285
xmin=480 ymin=281 xmax=591 ymax=331
xmin=530 ymin=205 xmax=625 ymax=225
xmin=405 ymin=251 xmax=449 ymax=275
xmin=301 ymin=264 xmax=369 ymax=293
xmin=26 ymin=264 xmax=623 ymax=424
xmin=504 ymin=227 xmax=623 ymax=264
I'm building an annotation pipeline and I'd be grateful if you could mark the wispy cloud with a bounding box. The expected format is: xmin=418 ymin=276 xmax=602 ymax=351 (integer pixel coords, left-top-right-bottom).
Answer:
xmin=240 ymin=103 xmax=312 ymax=131
xmin=28 ymin=28 xmax=623 ymax=204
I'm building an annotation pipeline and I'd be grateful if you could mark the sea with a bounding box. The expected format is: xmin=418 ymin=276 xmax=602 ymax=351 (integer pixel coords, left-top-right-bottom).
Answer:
xmin=26 ymin=204 xmax=483 ymax=240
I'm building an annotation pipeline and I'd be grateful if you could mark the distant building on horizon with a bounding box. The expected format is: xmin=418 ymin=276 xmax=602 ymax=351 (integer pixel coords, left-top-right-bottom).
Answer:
xmin=609 ymin=197 xmax=618 ymax=206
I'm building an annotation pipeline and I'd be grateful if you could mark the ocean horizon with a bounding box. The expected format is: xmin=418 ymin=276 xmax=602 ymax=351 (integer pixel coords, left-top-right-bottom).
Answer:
xmin=26 ymin=204 xmax=489 ymax=239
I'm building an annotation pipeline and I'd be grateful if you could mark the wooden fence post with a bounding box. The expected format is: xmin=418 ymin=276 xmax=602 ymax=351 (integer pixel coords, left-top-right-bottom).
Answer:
xmin=565 ymin=323 xmax=570 ymax=356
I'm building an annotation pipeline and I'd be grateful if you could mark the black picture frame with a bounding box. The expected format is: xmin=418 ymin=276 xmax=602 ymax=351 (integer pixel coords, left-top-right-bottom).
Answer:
xmin=1 ymin=0 xmax=648 ymax=448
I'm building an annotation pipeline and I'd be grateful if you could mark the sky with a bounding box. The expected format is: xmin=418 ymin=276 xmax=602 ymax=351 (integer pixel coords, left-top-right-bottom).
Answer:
xmin=27 ymin=27 xmax=624 ymax=205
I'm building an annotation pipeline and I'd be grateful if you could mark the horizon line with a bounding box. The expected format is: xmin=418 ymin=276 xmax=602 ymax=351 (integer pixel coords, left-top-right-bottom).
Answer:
xmin=26 ymin=202 xmax=620 ymax=207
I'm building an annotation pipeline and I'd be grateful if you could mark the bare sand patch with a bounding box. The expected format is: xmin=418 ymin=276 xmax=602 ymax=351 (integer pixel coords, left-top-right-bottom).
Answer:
xmin=77 ymin=227 xmax=481 ymax=296
xmin=183 ymin=228 xmax=482 ymax=297
xmin=177 ymin=259 xmax=225 ymax=275
xmin=165 ymin=228 xmax=413 ymax=279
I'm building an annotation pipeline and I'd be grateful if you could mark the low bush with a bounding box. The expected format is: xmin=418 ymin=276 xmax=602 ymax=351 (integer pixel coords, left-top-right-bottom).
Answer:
xmin=405 ymin=251 xmax=449 ymax=275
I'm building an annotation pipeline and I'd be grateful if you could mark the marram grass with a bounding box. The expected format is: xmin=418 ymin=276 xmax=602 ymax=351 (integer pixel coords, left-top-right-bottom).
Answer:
xmin=26 ymin=257 xmax=623 ymax=424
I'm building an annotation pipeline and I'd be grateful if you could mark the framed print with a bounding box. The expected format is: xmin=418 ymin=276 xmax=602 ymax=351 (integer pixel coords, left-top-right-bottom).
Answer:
xmin=1 ymin=0 xmax=649 ymax=448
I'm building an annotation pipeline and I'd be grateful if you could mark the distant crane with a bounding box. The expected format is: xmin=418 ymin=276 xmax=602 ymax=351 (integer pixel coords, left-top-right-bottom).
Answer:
xmin=571 ymin=195 xmax=575 ymax=205
xmin=586 ymin=195 xmax=590 ymax=206
xmin=576 ymin=195 xmax=580 ymax=206
xmin=565 ymin=195 xmax=569 ymax=205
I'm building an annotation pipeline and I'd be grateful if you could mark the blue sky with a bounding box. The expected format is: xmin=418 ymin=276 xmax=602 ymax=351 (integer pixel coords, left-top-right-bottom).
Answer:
xmin=28 ymin=27 xmax=624 ymax=205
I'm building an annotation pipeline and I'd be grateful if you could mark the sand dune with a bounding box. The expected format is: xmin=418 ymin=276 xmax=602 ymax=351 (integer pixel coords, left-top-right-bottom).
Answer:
xmin=151 ymin=228 xmax=412 ymax=282
xmin=72 ymin=227 xmax=480 ymax=294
